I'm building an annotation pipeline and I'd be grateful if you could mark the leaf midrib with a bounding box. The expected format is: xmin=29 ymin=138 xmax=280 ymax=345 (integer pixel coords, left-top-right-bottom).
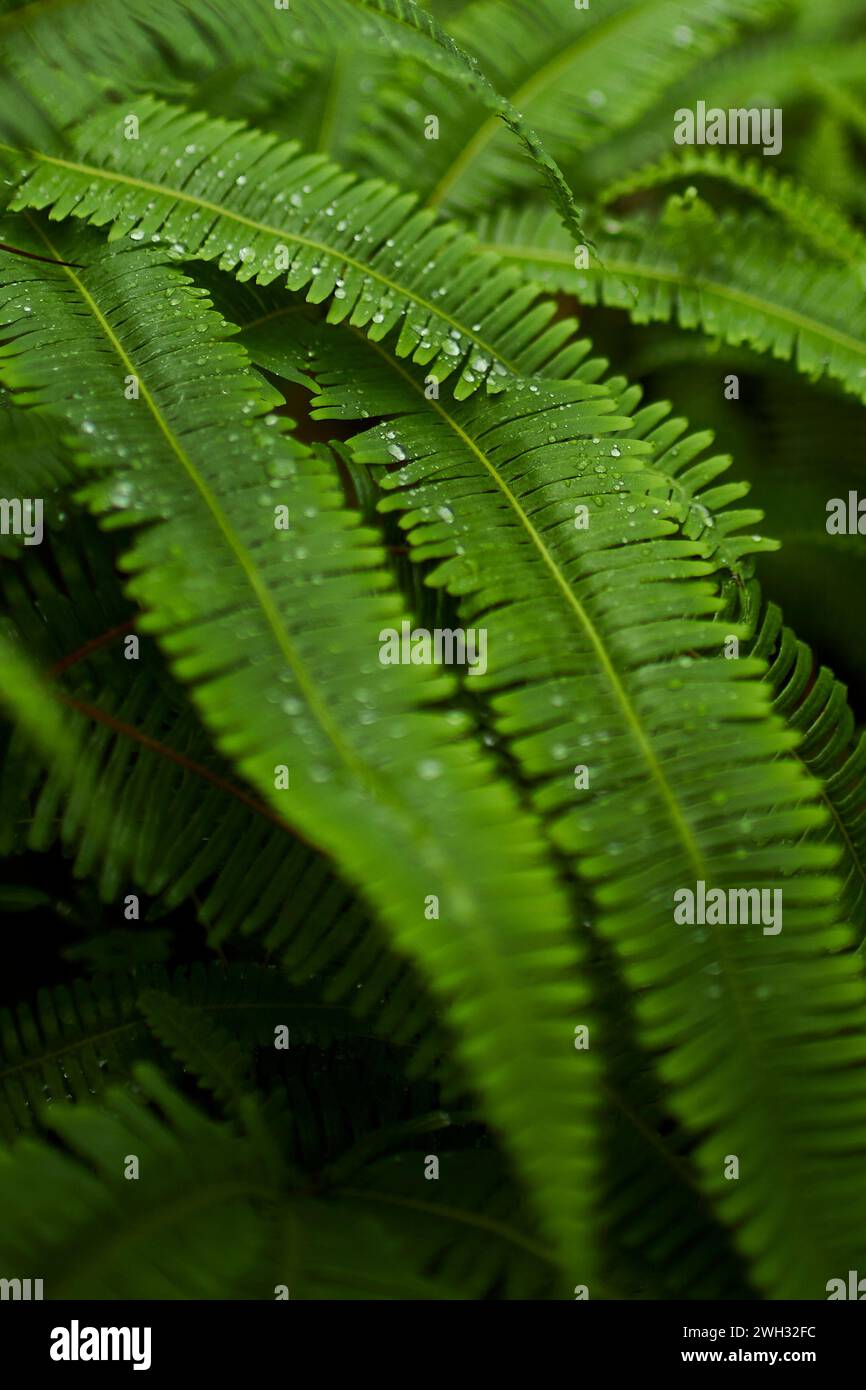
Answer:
xmin=25 ymin=216 xmax=378 ymax=790
xmin=343 ymin=327 xmax=825 ymax=1245
xmin=353 ymin=325 xmax=708 ymax=882
xmin=339 ymin=1184 xmax=554 ymax=1264
xmin=478 ymin=239 xmax=866 ymax=363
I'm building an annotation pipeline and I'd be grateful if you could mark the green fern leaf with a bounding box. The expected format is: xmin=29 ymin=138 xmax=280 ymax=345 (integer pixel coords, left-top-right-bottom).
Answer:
xmin=0 ymin=219 xmax=600 ymax=1282
xmin=743 ymin=587 xmax=866 ymax=952
xmin=476 ymin=203 xmax=866 ymax=405
xmin=358 ymin=0 xmax=786 ymax=215
xmin=0 ymin=962 xmax=364 ymax=1141
xmin=600 ymin=149 xmax=866 ymax=272
xmin=581 ymin=34 xmax=866 ymax=194
xmin=0 ymin=1066 xmax=278 ymax=1298
xmin=341 ymin=1148 xmax=556 ymax=1298
xmin=0 ymin=1060 xmax=551 ymax=1299
xmin=5 ymin=98 xmax=592 ymax=396
xmin=1 ymin=0 xmax=591 ymax=244
xmin=137 ymin=989 xmax=253 ymax=1116
xmin=0 ymin=397 xmax=71 ymax=557
xmin=0 ymin=521 xmax=452 ymax=1072
xmin=231 ymin=298 xmax=866 ymax=1297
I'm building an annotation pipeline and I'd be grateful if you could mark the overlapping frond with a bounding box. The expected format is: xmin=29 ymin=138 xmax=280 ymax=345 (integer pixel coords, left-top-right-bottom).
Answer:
xmin=577 ymin=30 xmax=866 ymax=190
xmin=743 ymin=588 xmax=866 ymax=951
xmin=0 ymin=217 xmax=600 ymax=1280
xmin=0 ymin=396 xmax=70 ymax=552
xmin=0 ymin=962 xmax=361 ymax=1142
xmin=0 ymin=520 xmax=451 ymax=1071
xmin=476 ymin=202 xmax=866 ymax=403
xmin=358 ymin=0 xmax=787 ymax=213
xmin=600 ymin=149 xmax=866 ymax=271
xmin=0 ymin=0 xmax=590 ymax=241
xmin=2 ymin=0 xmax=865 ymax=1306
xmin=6 ymin=98 xmax=590 ymax=396
xmin=232 ymin=301 xmax=866 ymax=1296
xmin=251 ymin=305 xmax=866 ymax=971
xmin=0 ymin=1052 xmax=557 ymax=1299
xmin=0 ymin=1066 xmax=278 ymax=1298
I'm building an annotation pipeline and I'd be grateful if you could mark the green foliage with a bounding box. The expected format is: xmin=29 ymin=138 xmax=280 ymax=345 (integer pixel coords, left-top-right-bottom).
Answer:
xmin=7 ymin=97 xmax=583 ymax=395
xmin=2 ymin=0 xmax=866 ymax=1303
xmin=600 ymin=149 xmax=866 ymax=269
xmin=358 ymin=0 xmax=788 ymax=212
xmin=476 ymin=202 xmax=866 ymax=403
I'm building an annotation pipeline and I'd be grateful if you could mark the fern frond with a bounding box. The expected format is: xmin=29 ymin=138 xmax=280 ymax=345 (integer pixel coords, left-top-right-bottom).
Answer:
xmin=230 ymin=299 xmax=866 ymax=1297
xmin=0 ymin=397 xmax=70 ymax=554
xmin=0 ymin=219 xmax=600 ymax=1282
xmin=362 ymin=396 xmax=866 ymax=1297
xmin=313 ymin=0 xmax=591 ymax=244
xmin=594 ymin=958 xmax=750 ymax=1300
xmin=6 ymin=98 xmax=591 ymax=396
xmin=0 ymin=628 xmax=87 ymax=823
xmin=0 ymin=1058 xmax=559 ymax=1298
xmin=1 ymin=0 xmax=591 ymax=244
xmin=0 ymin=521 xmax=452 ymax=1072
xmin=600 ymin=149 xmax=866 ymax=272
xmin=576 ymin=35 xmax=866 ymax=195
xmin=0 ymin=962 xmax=364 ymax=1141
xmin=359 ymin=0 xmax=787 ymax=214
xmin=0 ymin=1066 xmax=281 ymax=1298
xmin=798 ymin=111 xmax=861 ymax=214
xmin=137 ymin=989 xmax=254 ymax=1116
xmin=273 ymin=45 xmax=391 ymax=163
xmin=237 ymin=286 xmax=866 ymax=977
xmin=342 ymin=1148 xmax=555 ymax=1298
xmin=235 ymin=296 xmax=773 ymax=571
xmin=476 ymin=203 xmax=866 ymax=405
xmin=743 ymin=590 xmax=866 ymax=952
xmin=279 ymin=1197 xmax=460 ymax=1299
xmin=0 ymin=0 xmax=306 ymax=137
